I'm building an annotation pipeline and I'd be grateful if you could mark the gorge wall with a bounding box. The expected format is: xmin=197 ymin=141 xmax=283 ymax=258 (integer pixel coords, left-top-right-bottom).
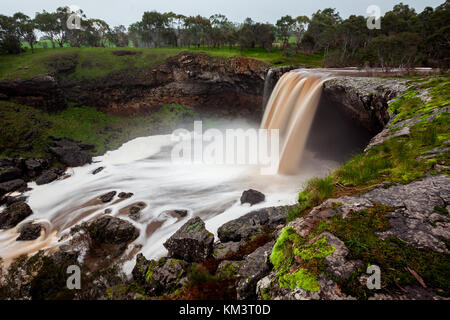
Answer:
xmin=0 ymin=53 xmax=408 ymax=134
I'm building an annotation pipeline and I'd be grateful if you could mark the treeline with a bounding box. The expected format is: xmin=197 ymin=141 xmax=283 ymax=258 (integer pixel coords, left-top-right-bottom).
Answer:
xmin=0 ymin=1 xmax=449 ymax=68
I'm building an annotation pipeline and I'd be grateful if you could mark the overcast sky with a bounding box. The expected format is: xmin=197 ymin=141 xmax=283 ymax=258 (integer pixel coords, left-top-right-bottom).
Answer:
xmin=1 ymin=0 xmax=445 ymax=26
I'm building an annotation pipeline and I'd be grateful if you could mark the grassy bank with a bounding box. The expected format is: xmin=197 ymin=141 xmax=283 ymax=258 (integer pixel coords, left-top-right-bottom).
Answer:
xmin=0 ymin=46 xmax=322 ymax=81
xmin=0 ymin=101 xmax=195 ymax=160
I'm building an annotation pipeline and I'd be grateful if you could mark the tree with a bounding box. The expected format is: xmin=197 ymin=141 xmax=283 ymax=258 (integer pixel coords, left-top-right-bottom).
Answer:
xmin=141 ymin=11 xmax=169 ymax=47
xmin=0 ymin=14 xmax=21 ymax=54
xmin=34 ymin=11 xmax=59 ymax=48
xmin=238 ymin=18 xmax=256 ymax=49
xmin=292 ymin=16 xmax=310 ymax=49
xmin=276 ymin=15 xmax=295 ymax=50
xmin=15 ymin=13 xmax=37 ymax=53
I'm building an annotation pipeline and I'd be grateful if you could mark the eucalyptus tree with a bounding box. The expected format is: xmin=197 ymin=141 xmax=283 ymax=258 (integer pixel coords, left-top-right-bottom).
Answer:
xmin=276 ymin=15 xmax=295 ymax=50
xmin=34 ymin=10 xmax=59 ymax=48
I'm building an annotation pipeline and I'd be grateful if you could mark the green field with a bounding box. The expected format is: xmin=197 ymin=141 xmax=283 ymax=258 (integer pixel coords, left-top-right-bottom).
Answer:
xmin=1 ymin=45 xmax=323 ymax=81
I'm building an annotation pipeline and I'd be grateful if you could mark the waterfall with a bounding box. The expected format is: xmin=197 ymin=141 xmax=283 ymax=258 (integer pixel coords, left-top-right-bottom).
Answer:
xmin=261 ymin=70 xmax=331 ymax=174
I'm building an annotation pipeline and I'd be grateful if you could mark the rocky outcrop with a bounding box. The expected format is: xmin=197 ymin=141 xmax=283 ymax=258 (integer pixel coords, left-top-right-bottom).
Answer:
xmin=218 ymin=206 xmax=290 ymax=242
xmin=61 ymin=53 xmax=269 ymax=120
xmin=322 ymin=77 xmax=408 ymax=133
xmin=0 ymin=76 xmax=67 ymax=112
xmin=257 ymin=174 xmax=450 ymax=300
xmin=48 ymin=137 xmax=93 ymax=167
xmin=0 ymin=201 xmax=33 ymax=229
xmin=236 ymin=241 xmax=274 ymax=300
xmin=163 ymin=217 xmax=214 ymax=262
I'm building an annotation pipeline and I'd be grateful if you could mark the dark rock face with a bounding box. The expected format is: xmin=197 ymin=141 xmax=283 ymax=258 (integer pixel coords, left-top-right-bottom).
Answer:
xmin=163 ymin=217 xmax=214 ymax=262
xmin=0 ymin=195 xmax=27 ymax=207
xmin=0 ymin=179 xmax=26 ymax=197
xmin=240 ymin=189 xmax=265 ymax=206
xmin=87 ymin=215 xmax=139 ymax=246
xmin=63 ymin=53 xmax=269 ymax=121
xmin=16 ymin=222 xmax=42 ymax=241
xmin=36 ymin=169 xmax=60 ymax=185
xmin=99 ymin=191 xmax=117 ymax=203
xmin=322 ymin=77 xmax=407 ymax=133
xmin=236 ymin=241 xmax=274 ymax=300
xmin=0 ymin=76 xmax=67 ymax=112
xmin=0 ymin=167 xmax=22 ymax=183
xmin=48 ymin=137 xmax=92 ymax=167
xmin=0 ymin=201 xmax=33 ymax=229
xmin=218 ymin=206 xmax=290 ymax=242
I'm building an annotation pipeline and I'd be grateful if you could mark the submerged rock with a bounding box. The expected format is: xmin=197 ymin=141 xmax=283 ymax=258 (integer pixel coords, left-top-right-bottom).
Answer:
xmin=163 ymin=217 xmax=214 ymax=262
xmin=240 ymin=189 xmax=265 ymax=206
xmin=99 ymin=191 xmax=117 ymax=203
xmin=16 ymin=222 xmax=42 ymax=241
xmin=92 ymin=167 xmax=105 ymax=175
xmin=118 ymin=192 xmax=133 ymax=199
xmin=0 ymin=201 xmax=33 ymax=229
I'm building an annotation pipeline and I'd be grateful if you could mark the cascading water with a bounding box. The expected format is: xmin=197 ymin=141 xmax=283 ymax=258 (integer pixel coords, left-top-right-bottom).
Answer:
xmin=0 ymin=69 xmax=369 ymax=273
xmin=261 ymin=70 xmax=332 ymax=174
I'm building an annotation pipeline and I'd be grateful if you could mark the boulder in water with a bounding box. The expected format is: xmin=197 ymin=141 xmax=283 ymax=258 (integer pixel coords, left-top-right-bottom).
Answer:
xmin=99 ymin=191 xmax=117 ymax=203
xmin=240 ymin=189 xmax=265 ymax=206
xmin=0 ymin=201 xmax=33 ymax=229
xmin=16 ymin=222 xmax=42 ymax=241
xmin=87 ymin=215 xmax=139 ymax=246
xmin=163 ymin=217 xmax=214 ymax=262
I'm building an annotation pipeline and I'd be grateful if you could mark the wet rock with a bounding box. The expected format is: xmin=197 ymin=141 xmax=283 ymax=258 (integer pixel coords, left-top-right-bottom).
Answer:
xmin=218 ymin=206 xmax=290 ymax=242
xmin=0 ymin=167 xmax=22 ymax=183
xmin=36 ymin=169 xmax=59 ymax=185
xmin=87 ymin=215 xmax=139 ymax=246
xmin=129 ymin=206 xmax=142 ymax=221
xmin=24 ymin=158 xmax=47 ymax=178
xmin=92 ymin=167 xmax=105 ymax=175
xmin=118 ymin=192 xmax=133 ymax=199
xmin=0 ymin=195 xmax=28 ymax=207
xmin=172 ymin=210 xmax=188 ymax=218
xmin=16 ymin=222 xmax=42 ymax=241
xmin=236 ymin=241 xmax=274 ymax=300
xmin=99 ymin=191 xmax=117 ymax=203
xmin=0 ymin=201 xmax=33 ymax=229
xmin=0 ymin=179 xmax=26 ymax=197
xmin=48 ymin=137 xmax=92 ymax=167
xmin=163 ymin=217 xmax=214 ymax=262
xmin=240 ymin=189 xmax=265 ymax=206
xmin=213 ymin=241 xmax=241 ymax=260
